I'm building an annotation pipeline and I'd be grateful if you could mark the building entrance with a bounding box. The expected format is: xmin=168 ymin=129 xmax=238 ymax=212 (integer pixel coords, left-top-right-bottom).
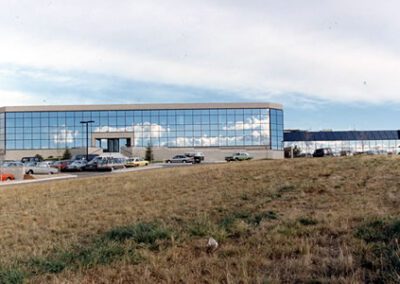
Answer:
xmin=96 ymin=138 xmax=131 ymax=153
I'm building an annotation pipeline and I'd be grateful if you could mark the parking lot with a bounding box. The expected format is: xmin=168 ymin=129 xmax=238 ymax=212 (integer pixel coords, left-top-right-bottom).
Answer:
xmin=0 ymin=160 xmax=225 ymax=186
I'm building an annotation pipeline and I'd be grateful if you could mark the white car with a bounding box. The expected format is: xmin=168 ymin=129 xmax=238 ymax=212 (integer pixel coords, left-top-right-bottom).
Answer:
xmin=25 ymin=162 xmax=59 ymax=175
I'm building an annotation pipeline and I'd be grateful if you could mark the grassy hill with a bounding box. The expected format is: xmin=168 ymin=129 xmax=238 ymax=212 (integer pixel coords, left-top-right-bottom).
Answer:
xmin=1 ymin=156 xmax=400 ymax=283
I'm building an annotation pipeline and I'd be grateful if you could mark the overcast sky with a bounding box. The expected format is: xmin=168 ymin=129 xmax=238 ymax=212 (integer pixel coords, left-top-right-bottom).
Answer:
xmin=0 ymin=0 xmax=399 ymax=130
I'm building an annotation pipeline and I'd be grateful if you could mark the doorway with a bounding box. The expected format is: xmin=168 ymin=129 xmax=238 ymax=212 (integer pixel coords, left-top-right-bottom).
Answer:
xmin=96 ymin=138 xmax=131 ymax=153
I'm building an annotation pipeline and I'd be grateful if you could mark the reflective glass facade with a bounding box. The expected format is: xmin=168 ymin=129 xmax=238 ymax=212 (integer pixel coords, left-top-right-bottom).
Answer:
xmin=284 ymin=130 xmax=400 ymax=154
xmin=0 ymin=112 xmax=5 ymax=153
xmin=4 ymin=107 xmax=284 ymax=151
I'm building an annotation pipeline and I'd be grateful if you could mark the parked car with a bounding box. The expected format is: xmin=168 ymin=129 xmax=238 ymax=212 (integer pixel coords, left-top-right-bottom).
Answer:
xmin=125 ymin=157 xmax=149 ymax=167
xmin=340 ymin=150 xmax=353 ymax=157
xmin=313 ymin=148 xmax=334 ymax=158
xmin=25 ymin=162 xmax=59 ymax=175
xmin=52 ymin=160 xmax=72 ymax=172
xmin=65 ymin=160 xmax=87 ymax=171
xmin=184 ymin=152 xmax=205 ymax=164
xmin=0 ymin=173 xmax=15 ymax=182
xmin=165 ymin=155 xmax=194 ymax=164
xmin=2 ymin=161 xmax=24 ymax=168
xmin=97 ymin=158 xmax=125 ymax=171
xmin=72 ymin=154 xmax=99 ymax=162
xmin=225 ymin=152 xmax=253 ymax=162
xmin=85 ymin=157 xmax=125 ymax=171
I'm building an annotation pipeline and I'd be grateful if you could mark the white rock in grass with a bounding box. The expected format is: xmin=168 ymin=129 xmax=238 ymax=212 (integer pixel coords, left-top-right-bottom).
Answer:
xmin=207 ymin=237 xmax=219 ymax=253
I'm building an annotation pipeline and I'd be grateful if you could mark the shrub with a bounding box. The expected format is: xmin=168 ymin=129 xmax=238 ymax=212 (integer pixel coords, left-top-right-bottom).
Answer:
xmin=105 ymin=222 xmax=171 ymax=248
xmin=72 ymin=242 xmax=125 ymax=268
xmin=189 ymin=216 xmax=216 ymax=237
xmin=34 ymin=154 xmax=44 ymax=162
xmin=355 ymin=218 xmax=400 ymax=282
xmin=298 ymin=217 xmax=318 ymax=226
xmin=62 ymin=148 xmax=72 ymax=160
xmin=26 ymin=258 xmax=67 ymax=275
xmin=0 ymin=267 xmax=24 ymax=284
xmin=145 ymin=143 xmax=154 ymax=162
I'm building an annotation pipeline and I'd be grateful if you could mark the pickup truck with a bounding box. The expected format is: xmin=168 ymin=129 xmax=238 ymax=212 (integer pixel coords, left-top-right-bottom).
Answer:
xmin=225 ymin=152 xmax=253 ymax=162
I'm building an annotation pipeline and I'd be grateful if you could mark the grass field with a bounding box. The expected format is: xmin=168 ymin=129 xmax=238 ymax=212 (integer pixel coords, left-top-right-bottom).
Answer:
xmin=1 ymin=156 xmax=400 ymax=283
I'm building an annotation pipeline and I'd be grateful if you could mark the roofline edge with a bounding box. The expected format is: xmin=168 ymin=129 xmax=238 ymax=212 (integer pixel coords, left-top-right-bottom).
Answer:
xmin=1 ymin=102 xmax=283 ymax=112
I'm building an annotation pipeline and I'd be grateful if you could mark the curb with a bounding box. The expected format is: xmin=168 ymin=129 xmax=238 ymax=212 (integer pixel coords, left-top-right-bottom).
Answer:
xmin=0 ymin=175 xmax=78 ymax=187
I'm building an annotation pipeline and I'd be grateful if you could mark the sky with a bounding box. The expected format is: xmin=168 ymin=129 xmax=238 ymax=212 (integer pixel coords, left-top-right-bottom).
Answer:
xmin=0 ymin=0 xmax=399 ymax=130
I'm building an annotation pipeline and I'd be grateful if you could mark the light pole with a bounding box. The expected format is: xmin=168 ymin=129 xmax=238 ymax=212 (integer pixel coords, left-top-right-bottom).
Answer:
xmin=80 ymin=120 xmax=94 ymax=161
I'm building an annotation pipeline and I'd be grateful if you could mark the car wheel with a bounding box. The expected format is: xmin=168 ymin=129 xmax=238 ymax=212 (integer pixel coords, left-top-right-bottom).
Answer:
xmin=27 ymin=170 xmax=33 ymax=175
xmin=182 ymin=160 xmax=187 ymax=163
xmin=6 ymin=177 xmax=11 ymax=181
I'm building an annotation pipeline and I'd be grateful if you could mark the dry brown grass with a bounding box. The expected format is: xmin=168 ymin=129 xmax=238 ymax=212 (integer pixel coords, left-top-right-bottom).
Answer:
xmin=1 ymin=156 xmax=400 ymax=283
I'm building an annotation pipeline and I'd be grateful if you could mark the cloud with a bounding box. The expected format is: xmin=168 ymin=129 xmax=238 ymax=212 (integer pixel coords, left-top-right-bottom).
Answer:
xmin=0 ymin=0 xmax=399 ymax=104
xmin=53 ymin=129 xmax=79 ymax=144
xmin=0 ymin=89 xmax=38 ymax=106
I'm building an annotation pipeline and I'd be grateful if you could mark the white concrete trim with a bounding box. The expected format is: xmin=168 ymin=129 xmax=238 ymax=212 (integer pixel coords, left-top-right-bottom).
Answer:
xmin=1 ymin=102 xmax=283 ymax=112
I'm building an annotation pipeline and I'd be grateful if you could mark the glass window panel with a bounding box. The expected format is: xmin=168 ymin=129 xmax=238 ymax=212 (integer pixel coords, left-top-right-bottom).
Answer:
xmin=142 ymin=116 xmax=150 ymax=124
xmin=7 ymin=118 xmax=15 ymax=127
xmin=99 ymin=111 xmax=108 ymax=118
xmin=151 ymin=115 xmax=159 ymax=124
xmin=32 ymin=140 xmax=41 ymax=149
xmin=176 ymin=115 xmax=184 ymax=124
xmin=40 ymin=140 xmax=49 ymax=149
xmin=117 ymin=111 xmax=126 ymax=117
xmin=24 ymin=119 xmax=32 ymax=127
xmin=15 ymin=118 xmax=23 ymax=127
xmin=40 ymin=117 xmax=49 ymax=126
xmin=6 ymin=128 xmax=15 ymax=134
xmin=117 ymin=116 xmax=125 ymax=126
xmin=201 ymin=115 xmax=210 ymax=124
xmin=167 ymin=116 xmax=176 ymax=124
xmin=193 ymin=116 xmax=201 ymax=124
xmin=210 ymin=115 xmax=218 ymax=124
xmin=184 ymin=115 xmax=192 ymax=124
xmin=126 ymin=116 xmax=134 ymax=126
xmin=109 ymin=117 xmax=117 ymax=125
xmin=6 ymin=133 xmax=15 ymax=140
xmin=23 ymin=140 xmax=32 ymax=149
xmin=184 ymin=110 xmax=192 ymax=116
xmin=159 ymin=116 xmax=167 ymax=125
